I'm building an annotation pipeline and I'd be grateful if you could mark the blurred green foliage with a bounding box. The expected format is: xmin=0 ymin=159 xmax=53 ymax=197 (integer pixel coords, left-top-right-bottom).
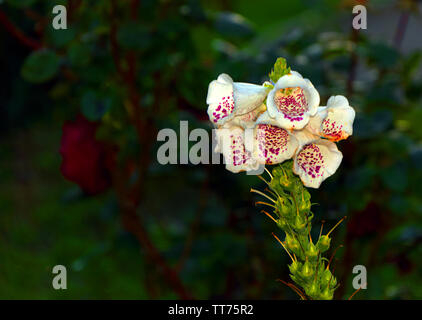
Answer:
xmin=0 ymin=0 xmax=421 ymax=299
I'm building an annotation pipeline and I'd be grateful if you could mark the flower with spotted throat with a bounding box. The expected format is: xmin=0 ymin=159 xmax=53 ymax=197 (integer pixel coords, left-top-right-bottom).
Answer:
xmin=289 ymin=95 xmax=354 ymax=188
xmin=293 ymin=136 xmax=343 ymax=189
xmin=307 ymin=95 xmax=356 ymax=142
xmin=207 ymin=58 xmax=356 ymax=300
xmin=214 ymin=125 xmax=259 ymax=173
xmin=206 ymin=73 xmax=270 ymax=126
xmin=207 ymin=58 xmax=355 ymax=189
xmin=266 ymin=71 xmax=320 ymax=130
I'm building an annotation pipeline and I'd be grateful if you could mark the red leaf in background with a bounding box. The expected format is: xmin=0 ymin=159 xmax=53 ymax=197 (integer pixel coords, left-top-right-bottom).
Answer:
xmin=60 ymin=115 xmax=114 ymax=195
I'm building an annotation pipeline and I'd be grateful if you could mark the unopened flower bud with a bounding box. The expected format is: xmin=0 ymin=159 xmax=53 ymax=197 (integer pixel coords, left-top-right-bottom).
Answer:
xmin=300 ymin=259 xmax=314 ymax=280
xmin=285 ymin=234 xmax=300 ymax=253
xmin=320 ymin=287 xmax=334 ymax=300
xmin=277 ymin=197 xmax=292 ymax=217
xmin=316 ymin=235 xmax=331 ymax=253
xmin=279 ymin=175 xmax=294 ymax=191
xmin=276 ymin=218 xmax=287 ymax=230
xmin=298 ymin=190 xmax=312 ymax=214
xmin=293 ymin=214 xmax=307 ymax=232
xmin=306 ymin=242 xmax=319 ymax=261
xmin=288 ymin=260 xmax=302 ymax=274
xmin=329 ymin=275 xmax=337 ymax=289
xmin=306 ymin=282 xmax=320 ymax=298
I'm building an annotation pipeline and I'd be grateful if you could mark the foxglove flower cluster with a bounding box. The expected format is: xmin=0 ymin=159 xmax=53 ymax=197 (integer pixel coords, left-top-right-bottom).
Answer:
xmin=206 ymin=59 xmax=355 ymax=188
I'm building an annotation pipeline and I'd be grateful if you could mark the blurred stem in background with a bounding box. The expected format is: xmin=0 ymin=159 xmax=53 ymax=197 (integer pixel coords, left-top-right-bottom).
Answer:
xmin=108 ymin=0 xmax=192 ymax=299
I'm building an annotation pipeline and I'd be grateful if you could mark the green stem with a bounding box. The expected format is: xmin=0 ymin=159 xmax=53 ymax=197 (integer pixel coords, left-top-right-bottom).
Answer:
xmin=256 ymin=161 xmax=340 ymax=300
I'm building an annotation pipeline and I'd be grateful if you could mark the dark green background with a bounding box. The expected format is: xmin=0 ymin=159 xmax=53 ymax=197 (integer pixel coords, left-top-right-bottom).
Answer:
xmin=0 ymin=0 xmax=421 ymax=299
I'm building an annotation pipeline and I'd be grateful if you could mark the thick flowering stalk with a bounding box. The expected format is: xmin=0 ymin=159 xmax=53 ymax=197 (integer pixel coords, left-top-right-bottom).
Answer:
xmin=253 ymin=160 xmax=343 ymax=300
xmin=206 ymin=57 xmax=355 ymax=300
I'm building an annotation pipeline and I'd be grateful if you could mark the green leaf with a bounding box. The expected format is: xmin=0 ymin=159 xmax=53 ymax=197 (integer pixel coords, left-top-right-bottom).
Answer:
xmin=21 ymin=50 xmax=60 ymax=83
xmin=81 ymin=91 xmax=112 ymax=121
xmin=269 ymin=57 xmax=291 ymax=83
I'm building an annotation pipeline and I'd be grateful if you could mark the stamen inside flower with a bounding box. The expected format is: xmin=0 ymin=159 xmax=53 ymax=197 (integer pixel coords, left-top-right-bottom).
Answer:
xmin=296 ymin=143 xmax=325 ymax=179
xmin=211 ymin=93 xmax=234 ymax=123
xmin=273 ymin=87 xmax=308 ymax=122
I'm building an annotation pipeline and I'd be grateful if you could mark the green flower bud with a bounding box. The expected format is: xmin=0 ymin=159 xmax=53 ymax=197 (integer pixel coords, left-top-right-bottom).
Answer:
xmin=276 ymin=218 xmax=287 ymax=230
xmin=298 ymin=190 xmax=311 ymax=214
xmin=272 ymin=166 xmax=283 ymax=178
xmin=293 ymin=214 xmax=307 ymax=232
xmin=298 ymin=201 xmax=311 ymax=214
xmin=316 ymin=235 xmax=331 ymax=253
xmin=329 ymin=275 xmax=338 ymax=289
xmin=305 ymin=282 xmax=320 ymax=298
xmin=276 ymin=197 xmax=292 ymax=218
xmin=320 ymin=287 xmax=334 ymax=300
xmin=320 ymin=269 xmax=333 ymax=287
xmin=300 ymin=260 xmax=314 ymax=280
xmin=285 ymin=234 xmax=300 ymax=253
xmin=288 ymin=260 xmax=302 ymax=274
xmin=306 ymin=242 xmax=319 ymax=261
xmin=279 ymin=175 xmax=294 ymax=191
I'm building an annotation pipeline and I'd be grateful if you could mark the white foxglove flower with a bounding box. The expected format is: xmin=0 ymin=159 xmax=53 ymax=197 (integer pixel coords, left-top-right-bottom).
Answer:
xmin=307 ymin=95 xmax=355 ymax=142
xmin=206 ymin=74 xmax=270 ymax=126
xmin=292 ymin=138 xmax=343 ymax=188
xmin=215 ymin=126 xmax=259 ymax=173
xmin=243 ymin=111 xmax=299 ymax=165
xmin=266 ymin=71 xmax=320 ymax=130
xmin=226 ymin=103 xmax=267 ymax=129
xmin=251 ymin=123 xmax=299 ymax=165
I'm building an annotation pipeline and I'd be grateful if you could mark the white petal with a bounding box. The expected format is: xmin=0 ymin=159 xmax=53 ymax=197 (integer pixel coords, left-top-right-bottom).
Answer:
xmin=293 ymin=139 xmax=343 ymax=188
xmin=206 ymin=74 xmax=270 ymax=126
xmin=322 ymin=107 xmax=355 ymax=141
xmin=252 ymin=124 xmax=298 ymax=165
xmin=215 ymin=126 xmax=259 ymax=173
xmin=290 ymin=70 xmax=303 ymax=78
xmin=255 ymin=111 xmax=284 ymax=127
xmin=327 ymin=95 xmax=349 ymax=108
xmin=206 ymin=74 xmax=233 ymax=104
xmin=266 ymin=71 xmax=320 ymax=130
xmin=292 ymin=128 xmax=320 ymax=148
xmin=226 ymin=104 xmax=266 ymax=129
xmin=322 ymin=95 xmax=355 ymax=141
xmin=233 ymin=82 xmax=270 ymax=115
xmin=305 ymin=107 xmax=327 ymax=136
xmin=217 ymin=73 xmax=234 ymax=85
xmin=206 ymin=76 xmax=235 ymax=125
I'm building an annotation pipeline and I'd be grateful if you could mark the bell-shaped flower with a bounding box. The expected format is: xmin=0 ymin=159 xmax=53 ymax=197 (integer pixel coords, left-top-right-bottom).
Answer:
xmin=292 ymin=136 xmax=343 ymax=189
xmin=248 ymin=112 xmax=299 ymax=164
xmin=226 ymin=103 xmax=267 ymax=129
xmin=214 ymin=125 xmax=259 ymax=173
xmin=206 ymin=74 xmax=270 ymax=126
xmin=266 ymin=71 xmax=320 ymax=130
xmin=307 ymin=95 xmax=355 ymax=142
